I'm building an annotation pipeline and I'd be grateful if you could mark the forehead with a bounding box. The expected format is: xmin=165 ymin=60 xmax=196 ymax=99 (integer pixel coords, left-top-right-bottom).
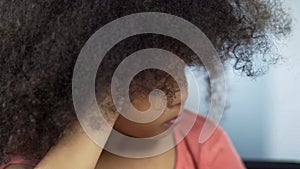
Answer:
xmin=129 ymin=68 xmax=189 ymax=107
xmin=128 ymin=68 xmax=188 ymax=103
xmin=130 ymin=67 xmax=187 ymax=88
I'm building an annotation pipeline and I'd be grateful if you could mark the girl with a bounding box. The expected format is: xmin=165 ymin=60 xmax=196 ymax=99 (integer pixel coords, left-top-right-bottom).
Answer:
xmin=0 ymin=0 xmax=291 ymax=168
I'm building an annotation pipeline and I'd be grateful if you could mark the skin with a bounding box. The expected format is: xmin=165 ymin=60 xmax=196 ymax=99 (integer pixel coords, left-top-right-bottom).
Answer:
xmin=4 ymin=84 xmax=180 ymax=169
xmin=0 ymin=0 xmax=292 ymax=168
xmin=6 ymin=70 xmax=187 ymax=169
xmin=114 ymin=85 xmax=188 ymax=138
xmin=96 ymin=88 xmax=188 ymax=169
xmin=0 ymin=1 xmax=292 ymax=166
xmin=5 ymin=165 xmax=33 ymax=169
xmin=34 ymin=121 xmax=104 ymax=169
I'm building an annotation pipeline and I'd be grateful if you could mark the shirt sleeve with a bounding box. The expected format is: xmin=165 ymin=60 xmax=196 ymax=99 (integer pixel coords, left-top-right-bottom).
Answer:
xmin=0 ymin=156 xmax=36 ymax=169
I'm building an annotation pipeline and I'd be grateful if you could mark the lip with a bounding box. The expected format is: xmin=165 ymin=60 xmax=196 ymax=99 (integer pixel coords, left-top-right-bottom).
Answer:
xmin=163 ymin=115 xmax=182 ymax=126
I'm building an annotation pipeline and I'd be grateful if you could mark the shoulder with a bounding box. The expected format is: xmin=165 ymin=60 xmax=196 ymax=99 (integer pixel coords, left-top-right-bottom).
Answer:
xmin=177 ymin=108 xmax=225 ymax=144
xmin=176 ymin=109 xmax=246 ymax=169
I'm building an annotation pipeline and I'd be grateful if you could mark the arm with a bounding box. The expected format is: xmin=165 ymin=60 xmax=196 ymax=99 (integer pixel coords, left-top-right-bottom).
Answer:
xmin=35 ymin=95 xmax=119 ymax=169
xmin=34 ymin=120 xmax=106 ymax=169
xmin=37 ymin=99 xmax=122 ymax=169
xmin=3 ymin=130 xmax=105 ymax=169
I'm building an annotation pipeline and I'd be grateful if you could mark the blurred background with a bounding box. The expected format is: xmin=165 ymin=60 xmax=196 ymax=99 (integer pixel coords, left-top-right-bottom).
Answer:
xmin=186 ymin=0 xmax=300 ymax=163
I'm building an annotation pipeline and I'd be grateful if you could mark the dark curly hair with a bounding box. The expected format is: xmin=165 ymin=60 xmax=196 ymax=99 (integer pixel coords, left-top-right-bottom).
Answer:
xmin=0 ymin=0 xmax=291 ymax=163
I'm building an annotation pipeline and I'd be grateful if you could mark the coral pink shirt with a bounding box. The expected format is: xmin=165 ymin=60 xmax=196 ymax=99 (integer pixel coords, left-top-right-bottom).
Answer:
xmin=1 ymin=109 xmax=245 ymax=169
xmin=174 ymin=109 xmax=246 ymax=169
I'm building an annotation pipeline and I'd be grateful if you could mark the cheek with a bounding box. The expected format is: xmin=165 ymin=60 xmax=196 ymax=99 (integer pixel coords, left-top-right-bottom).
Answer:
xmin=131 ymin=95 xmax=151 ymax=111
xmin=168 ymin=90 xmax=188 ymax=107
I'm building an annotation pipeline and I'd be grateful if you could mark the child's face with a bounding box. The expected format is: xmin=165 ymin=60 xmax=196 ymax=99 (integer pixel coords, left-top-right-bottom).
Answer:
xmin=113 ymin=69 xmax=188 ymax=138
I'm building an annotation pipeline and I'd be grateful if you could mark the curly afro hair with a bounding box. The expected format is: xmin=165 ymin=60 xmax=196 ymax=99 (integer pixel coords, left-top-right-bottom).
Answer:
xmin=0 ymin=0 xmax=291 ymax=163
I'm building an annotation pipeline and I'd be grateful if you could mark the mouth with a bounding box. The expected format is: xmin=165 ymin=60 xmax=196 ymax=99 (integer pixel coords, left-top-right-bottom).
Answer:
xmin=163 ymin=115 xmax=182 ymax=127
